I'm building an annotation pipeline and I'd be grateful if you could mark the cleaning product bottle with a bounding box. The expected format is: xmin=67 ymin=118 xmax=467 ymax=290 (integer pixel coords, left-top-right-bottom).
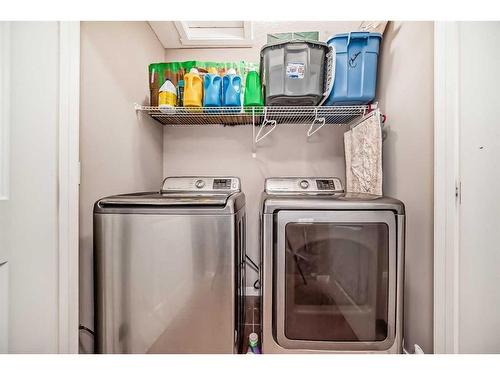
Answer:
xmin=249 ymin=332 xmax=260 ymax=354
xmin=243 ymin=69 xmax=263 ymax=110
xmin=176 ymin=79 xmax=184 ymax=107
xmin=158 ymin=79 xmax=177 ymax=109
xmin=183 ymin=68 xmax=203 ymax=107
xmin=203 ymin=67 xmax=222 ymax=107
xmin=222 ymin=68 xmax=241 ymax=108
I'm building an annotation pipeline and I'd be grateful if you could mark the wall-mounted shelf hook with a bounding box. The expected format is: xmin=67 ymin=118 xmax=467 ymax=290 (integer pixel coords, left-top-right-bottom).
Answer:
xmin=307 ymin=108 xmax=326 ymax=137
xmin=255 ymin=107 xmax=277 ymax=143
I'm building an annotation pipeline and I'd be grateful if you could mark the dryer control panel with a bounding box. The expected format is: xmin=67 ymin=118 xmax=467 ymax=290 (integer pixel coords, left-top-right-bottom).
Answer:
xmin=265 ymin=177 xmax=343 ymax=194
xmin=162 ymin=176 xmax=241 ymax=193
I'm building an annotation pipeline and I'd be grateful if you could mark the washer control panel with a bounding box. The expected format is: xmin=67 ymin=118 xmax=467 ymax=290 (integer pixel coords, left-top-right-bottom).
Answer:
xmin=162 ymin=177 xmax=240 ymax=192
xmin=265 ymin=177 xmax=343 ymax=194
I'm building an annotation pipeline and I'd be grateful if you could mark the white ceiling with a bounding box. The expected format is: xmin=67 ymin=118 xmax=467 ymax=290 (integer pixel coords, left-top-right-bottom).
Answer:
xmin=149 ymin=21 xmax=371 ymax=52
xmin=148 ymin=22 xmax=182 ymax=48
xmin=148 ymin=21 xmax=254 ymax=49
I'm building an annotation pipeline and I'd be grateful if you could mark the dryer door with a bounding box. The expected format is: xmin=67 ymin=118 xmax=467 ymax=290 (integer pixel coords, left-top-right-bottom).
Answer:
xmin=274 ymin=210 xmax=397 ymax=351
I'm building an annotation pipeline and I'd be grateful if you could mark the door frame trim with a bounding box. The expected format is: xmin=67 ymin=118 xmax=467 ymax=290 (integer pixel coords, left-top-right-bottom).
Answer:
xmin=0 ymin=22 xmax=10 ymax=200
xmin=433 ymin=21 xmax=461 ymax=354
xmin=57 ymin=21 xmax=80 ymax=354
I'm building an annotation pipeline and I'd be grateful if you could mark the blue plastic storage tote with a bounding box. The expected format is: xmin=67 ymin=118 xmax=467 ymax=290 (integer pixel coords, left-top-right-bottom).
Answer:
xmin=324 ymin=32 xmax=382 ymax=105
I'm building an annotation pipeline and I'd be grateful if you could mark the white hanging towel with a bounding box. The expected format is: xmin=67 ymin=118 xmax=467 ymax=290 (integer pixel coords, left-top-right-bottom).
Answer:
xmin=344 ymin=110 xmax=383 ymax=195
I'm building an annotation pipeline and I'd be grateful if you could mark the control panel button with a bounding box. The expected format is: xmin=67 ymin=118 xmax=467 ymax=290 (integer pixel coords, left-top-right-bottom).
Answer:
xmin=299 ymin=180 xmax=309 ymax=189
xmin=195 ymin=179 xmax=205 ymax=189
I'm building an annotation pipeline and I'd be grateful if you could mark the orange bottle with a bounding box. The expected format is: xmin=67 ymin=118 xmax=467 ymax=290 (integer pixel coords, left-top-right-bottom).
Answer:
xmin=183 ymin=68 xmax=203 ymax=107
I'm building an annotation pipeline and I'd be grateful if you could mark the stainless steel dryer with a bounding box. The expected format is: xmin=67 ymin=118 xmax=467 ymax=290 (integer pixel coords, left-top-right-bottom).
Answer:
xmin=94 ymin=176 xmax=246 ymax=354
xmin=260 ymin=177 xmax=405 ymax=354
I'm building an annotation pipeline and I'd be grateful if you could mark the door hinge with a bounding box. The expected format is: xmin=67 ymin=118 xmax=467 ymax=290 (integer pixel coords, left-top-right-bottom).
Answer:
xmin=77 ymin=161 xmax=81 ymax=186
xmin=455 ymin=181 xmax=462 ymax=204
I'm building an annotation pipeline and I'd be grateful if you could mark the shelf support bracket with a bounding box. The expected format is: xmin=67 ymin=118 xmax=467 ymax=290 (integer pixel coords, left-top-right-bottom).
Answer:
xmin=348 ymin=108 xmax=386 ymax=132
xmin=252 ymin=107 xmax=257 ymax=158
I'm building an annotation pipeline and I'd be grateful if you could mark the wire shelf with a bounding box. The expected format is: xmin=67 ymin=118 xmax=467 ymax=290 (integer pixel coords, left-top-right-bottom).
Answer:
xmin=135 ymin=104 xmax=373 ymax=127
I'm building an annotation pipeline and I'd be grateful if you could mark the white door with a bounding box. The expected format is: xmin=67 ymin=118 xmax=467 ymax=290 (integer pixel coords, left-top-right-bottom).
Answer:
xmin=458 ymin=21 xmax=500 ymax=353
xmin=434 ymin=21 xmax=500 ymax=354
xmin=0 ymin=21 xmax=79 ymax=353
xmin=0 ymin=21 xmax=61 ymax=353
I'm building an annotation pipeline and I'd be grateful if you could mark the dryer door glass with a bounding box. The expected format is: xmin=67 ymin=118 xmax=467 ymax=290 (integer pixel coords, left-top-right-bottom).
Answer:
xmin=274 ymin=210 xmax=398 ymax=351
xmin=283 ymin=222 xmax=389 ymax=342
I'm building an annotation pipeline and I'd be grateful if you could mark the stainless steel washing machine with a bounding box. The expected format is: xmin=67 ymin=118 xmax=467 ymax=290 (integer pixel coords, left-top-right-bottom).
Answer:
xmin=260 ymin=177 xmax=405 ymax=354
xmin=94 ymin=176 xmax=246 ymax=354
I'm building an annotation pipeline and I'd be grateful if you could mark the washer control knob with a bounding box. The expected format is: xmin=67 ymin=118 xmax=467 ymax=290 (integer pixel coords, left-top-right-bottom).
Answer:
xmin=299 ymin=180 xmax=309 ymax=189
xmin=195 ymin=179 xmax=205 ymax=189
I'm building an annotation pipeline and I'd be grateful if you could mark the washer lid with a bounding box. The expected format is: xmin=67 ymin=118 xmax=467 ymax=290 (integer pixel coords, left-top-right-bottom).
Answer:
xmin=265 ymin=177 xmax=343 ymax=194
xmin=96 ymin=191 xmax=233 ymax=207
xmin=95 ymin=177 xmax=245 ymax=213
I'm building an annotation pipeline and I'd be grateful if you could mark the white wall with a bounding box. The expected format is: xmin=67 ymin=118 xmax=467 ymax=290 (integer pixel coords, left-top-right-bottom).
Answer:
xmin=377 ymin=21 xmax=434 ymax=353
xmin=79 ymin=21 xmax=165 ymax=353
xmin=0 ymin=21 xmax=60 ymax=353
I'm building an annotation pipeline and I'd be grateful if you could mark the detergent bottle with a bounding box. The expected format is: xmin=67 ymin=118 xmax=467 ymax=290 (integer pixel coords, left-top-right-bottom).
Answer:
xmin=222 ymin=68 xmax=241 ymax=108
xmin=203 ymin=67 xmax=222 ymax=107
xmin=158 ymin=79 xmax=177 ymax=109
xmin=183 ymin=68 xmax=203 ymax=107
xmin=248 ymin=332 xmax=261 ymax=354
xmin=243 ymin=69 xmax=263 ymax=109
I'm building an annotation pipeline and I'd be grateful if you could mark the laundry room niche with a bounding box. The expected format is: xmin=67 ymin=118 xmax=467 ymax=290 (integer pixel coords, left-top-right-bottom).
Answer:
xmin=159 ymin=20 xmax=365 ymax=291
xmin=79 ymin=21 xmax=434 ymax=354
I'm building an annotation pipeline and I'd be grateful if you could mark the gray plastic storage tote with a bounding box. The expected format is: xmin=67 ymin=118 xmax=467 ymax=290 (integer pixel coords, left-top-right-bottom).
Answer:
xmin=260 ymin=40 xmax=333 ymax=106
